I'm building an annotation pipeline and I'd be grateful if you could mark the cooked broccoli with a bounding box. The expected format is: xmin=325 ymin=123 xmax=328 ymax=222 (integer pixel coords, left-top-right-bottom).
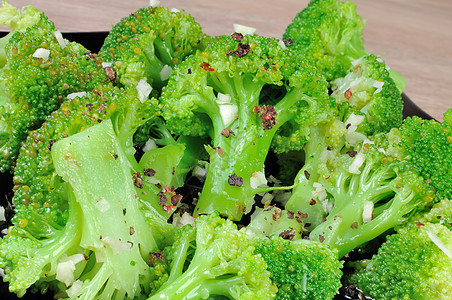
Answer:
xmin=0 ymin=84 xmax=193 ymax=297
xmin=284 ymin=0 xmax=406 ymax=91
xmin=351 ymin=221 xmax=452 ymax=299
xmin=148 ymin=213 xmax=277 ymax=299
xmin=160 ymin=33 xmax=334 ymax=220
xmin=253 ymin=235 xmax=343 ymax=300
xmin=0 ymin=2 xmax=111 ymax=172
xmin=99 ymin=6 xmax=205 ymax=91
xmin=284 ymin=54 xmax=403 ymax=228
xmin=300 ymin=112 xmax=452 ymax=257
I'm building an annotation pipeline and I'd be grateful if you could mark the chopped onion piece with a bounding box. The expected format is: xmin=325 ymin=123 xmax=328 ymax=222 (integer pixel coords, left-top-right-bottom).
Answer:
xmin=278 ymin=40 xmax=287 ymax=50
xmin=348 ymin=152 xmax=366 ymax=174
xmin=102 ymin=236 xmax=132 ymax=254
xmin=94 ymin=197 xmax=110 ymax=213
xmin=250 ymin=171 xmax=267 ymax=189
xmin=172 ymin=212 xmax=196 ymax=228
xmin=216 ymin=93 xmax=232 ymax=104
xmin=192 ymin=165 xmax=207 ymax=182
xmin=142 ymin=139 xmax=158 ymax=152
xmin=233 ymin=24 xmax=256 ymax=35
xmin=219 ymin=104 xmax=238 ymax=127
xmin=260 ymin=192 xmax=274 ymax=205
xmin=345 ymin=113 xmax=366 ymax=133
xmin=136 ymin=79 xmax=152 ymax=103
xmin=362 ymin=201 xmax=374 ymax=223
xmin=67 ymin=92 xmax=87 ymax=100
xmin=426 ymin=229 xmax=452 ymax=260
xmin=102 ymin=62 xmax=112 ymax=68
xmin=54 ymin=30 xmax=68 ymax=49
xmin=170 ymin=8 xmax=180 ymax=13
xmin=312 ymin=182 xmax=327 ymax=202
xmin=56 ymin=254 xmax=85 ymax=286
xmin=32 ymin=48 xmax=50 ymax=62
xmin=160 ymin=65 xmax=173 ymax=81
xmin=0 ymin=207 xmax=5 ymax=222
xmin=0 ymin=268 xmax=5 ymax=278
xmin=149 ymin=0 xmax=160 ymax=7
xmin=351 ymin=56 xmax=364 ymax=67
xmin=66 ymin=280 xmax=83 ymax=298
xmin=372 ymin=80 xmax=384 ymax=94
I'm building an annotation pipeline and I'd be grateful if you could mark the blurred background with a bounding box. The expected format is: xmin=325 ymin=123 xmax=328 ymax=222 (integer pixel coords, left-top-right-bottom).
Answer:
xmin=4 ymin=0 xmax=452 ymax=121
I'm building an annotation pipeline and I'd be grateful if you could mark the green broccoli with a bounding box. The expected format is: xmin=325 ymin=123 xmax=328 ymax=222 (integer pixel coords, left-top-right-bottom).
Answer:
xmin=99 ymin=6 xmax=206 ymax=91
xmin=284 ymin=54 xmax=403 ymax=228
xmin=301 ymin=112 xmax=452 ymax=257
xmin=253 ymin=236 xmax=343 ymax=300
xmin=160 ymin=33 xmax=334 ymax=220
xmin=351 ymin=221 xmax=452 ymax=299
xmin=284 ymin=0 xmax=406 ymax=91
xmin=148 ymin=213 xmax=277 ymax=299
xmin=0 ymin=2 xmax=111 ymax=172
xmin=0 ymin=1 xmax=43 ymax=67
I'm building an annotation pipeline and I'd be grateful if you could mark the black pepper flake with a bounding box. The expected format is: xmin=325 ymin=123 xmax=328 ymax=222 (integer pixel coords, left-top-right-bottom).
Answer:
xmin=171 ymin=194 xmax=183 ymax=206
xmin=283 ymin=39 xmax=293 ymax=46
xmin=148 ymin=251 xmax=167 ymax=265
xmin=318 ymin=235 xmax=325 ymax=243
xmin=113 ymin=153 xmax=118 ymax=160
xmin=144 ymin=168 xmax=156 ymax=177
xmin=221 ymin=128 xmax=235 ymax=138
xmin=123 ymin=208 xmax=126 ymax=215
xmin=279 ymin=229 xmax=296 ymax=240
xmin=104 ymin=66 xmax=117 ymax=82
xmin=231 ymin=32 xmax=244 ymax=41
xmin=234 ymin=43 xmax=250 ymax=58
xmin=304 ymin=170 xmax=310 ymax=180
xmin=187 ymin=68 xmax=192 ymax=74
xmin=346 ymin=123 xmax=351 ymax=129
xmin=305 ymin=222 xmax=312 ymax=227
xmin=309 ymin=199 xmax=317 ymax=206
xmin=347 ymin=150 xmax=357 ymax=158
xmin=252 ymin=105 xmax=278 ymax=130
xmin=172 ymin=167 xmax=176 ymax=175
xmin=130 ymin=226 xmax=135 ymax=235
xmin=85 ymin=51 xmax=96 ymax=60
xmin=327 ymin=146 xmax=334 ymax=151
xmin=158 ymin=190 xmax=167 ymax=206
xmin=272 ymin=208 xmax=282 ymax=221
xmin=48 ymin=139 xmax=56 ymax=151
xmin=228 ymin=173 xmax=243 ymax=187
xmin=133 ymin=172 xmax=144 ymax=189
xmin=287 ymin=210 xmax=295 ymax=219
xmin=350 ymin=222 xmax=359 ymax=229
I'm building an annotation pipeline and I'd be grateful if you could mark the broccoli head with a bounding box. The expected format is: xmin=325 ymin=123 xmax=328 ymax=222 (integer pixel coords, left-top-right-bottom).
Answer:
xmin=99 ymin=6 xmax=205 ymax=90
xmin=160 ymin=33 xmax=334 ymax=220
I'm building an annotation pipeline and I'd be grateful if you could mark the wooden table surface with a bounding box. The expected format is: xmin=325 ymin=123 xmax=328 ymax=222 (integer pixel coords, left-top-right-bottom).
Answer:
xmin=7 ymin=0 xmax=452 ymax=121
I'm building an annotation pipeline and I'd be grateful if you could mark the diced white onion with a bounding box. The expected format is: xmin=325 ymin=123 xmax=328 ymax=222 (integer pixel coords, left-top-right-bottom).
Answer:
xmin=160 ymin=65 xmax=173 ymax=81
xmin=351 ymin=56 xmax=364 ymax=67
xmin=312 ymin=182 xmax=327 ymax=202
xmin=0 ymin=206 xmax=5 ymax=222
xmin=56 ymin=254 xmax=85 ymax=287
xmin=219 ymin=104 xmax=238 ymax=127
xmin=426 ymin=229 xmax=452 ymax=260
xmin=250 ymin=171 xmax=267 ymax=189
xmin=172 ymin=212 xmax=196 ymax=228
xmin=278 ymin=40 xmax=287 ymax=50
xmin=136 ymin=79 xmax=152 ymax=103
xmin=32 ymin=48 xmax=50 ymax=62
xmin=362 ymin=201 xmax=374 ymax=224
xmin=0 ymin=268 xmax=4 ymax=277
xmin=348 ymin=152 xmax=366 ymax=174
xmin=67 ymin=92 xmax=87 ymax=100
xmin=66 ymin=280 xmax=83 ymax=298
xmin=192 ymin=165 xmax=207 ymax=182
xmin=233 ymin=24 xmax=256 ymax=35
xmin=260 ymin=192 xmax=274 ymax=205
xmin=372 ymin=80 xmax=384 ymax=94
xmin=54 ymin=31 xmax=68 ymax=49
xmin=102 ymin=236 xmax=132 ymax=254
xmin=149 ymin=0 xmax=160 ymax=7
xmin=216 ymin=93 xmax=232 ymax=105
xmin=102 ymin=62 xmax=113 ymax=68
xmin=142 ymin=139 xmax=158 ymax=152
xmin=170 ymin=8 xmax=180 ymax=13
xmin=94 ymin=197 xmax=110 ymax=213
xmin=345 ymin=113 xmax=366 ymax=133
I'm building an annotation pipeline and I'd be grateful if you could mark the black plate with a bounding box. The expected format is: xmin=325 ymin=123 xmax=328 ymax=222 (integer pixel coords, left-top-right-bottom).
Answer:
xmin=0 ymin=31 xmax=435 ymax=299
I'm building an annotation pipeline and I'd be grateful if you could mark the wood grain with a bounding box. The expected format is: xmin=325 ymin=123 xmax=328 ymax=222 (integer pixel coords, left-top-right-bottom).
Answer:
xmin=6 ymin=0 xmax=452 ymax=121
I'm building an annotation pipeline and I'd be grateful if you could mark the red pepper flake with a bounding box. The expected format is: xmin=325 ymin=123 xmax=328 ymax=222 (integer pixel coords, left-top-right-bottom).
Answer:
xmin=272 ymin=208 xmax=282 ymax=221
xmin=353 ymin=65 xmax=361 ymax=72
xmin=98 ymin=102 xmax=105 ymax=114
xmin=344 ymin=88 xmax=352 ymax=99
xmin=309 ymin=199 xmax=317 ymax=206
xmin=228 ymin=173 xmax=243 ymax=187
xmin=415 ymin=221 xmax=425 ymax=228
xmin=347 ymin=150 xmax=357 ymax=157
xmin=200 ymin=62 xmax=214 ymax=71
xmin=214 ymin=146 xmax=225 ymax=156
xmin=234 ymin=116 xmax=239 ymax=120
xmin=426 ymin=179 xmax=431 ymax=183
xmin=395 ymin=185 xmax=401 ymax=189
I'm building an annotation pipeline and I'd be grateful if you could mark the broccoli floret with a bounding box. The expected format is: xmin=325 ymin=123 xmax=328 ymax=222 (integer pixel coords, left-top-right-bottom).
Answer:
xmin=299 ymin=112 xmax=452 ymax=257
xmin=284 ymin=54 xmax=403 ymax=228
xmin=284 ymin=0 xmax=406 ymax=91
xmin=99 ymin=6 xmax=205 ymax=90
xmin=0 ymin=4 xmax=111 ymax=172
xmin=351 ymin=222 xmax=452 ymax=299
xmin=160 ymin=33 xmax=334 ymax=220
xmin=0 ymin=1 xmax=43 ymax=67
xmin=253 ymin=235 xmax=343 ymax=300
xmin=149 ymin=213 xmax=277 ymax=299
xmin=411 ymin=199 xmax=452 ymax=230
